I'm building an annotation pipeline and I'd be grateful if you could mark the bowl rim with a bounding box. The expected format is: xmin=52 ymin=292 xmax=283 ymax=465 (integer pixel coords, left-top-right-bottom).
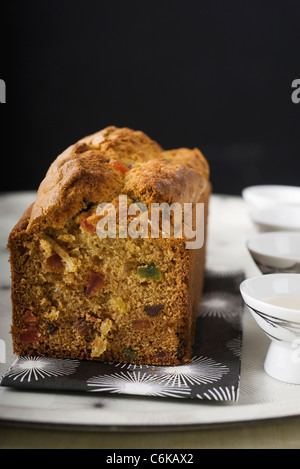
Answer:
xmin=242 ymin=184 xmax=300 ymax=201
xmin=246 ymin=231 xmax=300 ymax=263
xmin=240 ymin=273 xmax=300 ymax=318
xmin=249 ymin=207 xmax=300 ymax=231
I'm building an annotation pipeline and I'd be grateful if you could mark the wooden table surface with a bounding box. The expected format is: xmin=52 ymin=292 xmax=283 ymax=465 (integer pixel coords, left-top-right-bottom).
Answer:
xmin=1 ymin=417 xmax=300 ymax=449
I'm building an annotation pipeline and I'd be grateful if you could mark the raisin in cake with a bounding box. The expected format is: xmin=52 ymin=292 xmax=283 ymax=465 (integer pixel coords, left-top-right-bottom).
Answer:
xmin=8 ymin=126 xmax=210 ymax=365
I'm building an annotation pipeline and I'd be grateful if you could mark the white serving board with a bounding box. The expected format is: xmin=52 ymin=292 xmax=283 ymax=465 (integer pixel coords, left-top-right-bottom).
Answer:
xmin=0 ymin=192 xmax=299 ymax=430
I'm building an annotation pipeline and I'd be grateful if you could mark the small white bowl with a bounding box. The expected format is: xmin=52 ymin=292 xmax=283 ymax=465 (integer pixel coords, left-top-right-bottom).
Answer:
xmin=242 ymin=185 xmax=300 ymax=209
xmin=247 ymin=231 xmax=300 ymax=274
xmin=250 ymin=207 xmax=300 ymax=232
xmin=240 ymin=274 xmax=300 ymax=384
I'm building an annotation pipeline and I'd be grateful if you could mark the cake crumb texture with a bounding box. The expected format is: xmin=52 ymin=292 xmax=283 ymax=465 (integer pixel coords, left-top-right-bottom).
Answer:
xmin=8 ymin=126 xmax=210 ymax=365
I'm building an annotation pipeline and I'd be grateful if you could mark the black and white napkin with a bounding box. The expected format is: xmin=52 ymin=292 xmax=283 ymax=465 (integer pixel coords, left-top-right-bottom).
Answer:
xmin=1 ymin=268 xmax=245 ymax=402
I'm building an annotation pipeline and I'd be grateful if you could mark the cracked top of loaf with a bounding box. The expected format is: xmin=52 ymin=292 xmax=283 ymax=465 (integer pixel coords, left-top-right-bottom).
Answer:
xmin=27 ymin=126 xmax=210 ymax=229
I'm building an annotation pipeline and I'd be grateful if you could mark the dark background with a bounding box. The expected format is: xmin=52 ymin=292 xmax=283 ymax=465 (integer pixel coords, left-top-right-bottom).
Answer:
xmin=2 ymin=0 xmax=300 ymax=195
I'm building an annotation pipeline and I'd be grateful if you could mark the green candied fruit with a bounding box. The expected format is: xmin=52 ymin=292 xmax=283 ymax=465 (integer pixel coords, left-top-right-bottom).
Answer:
xmin=123 ymin=347 xmax=138 ymax=360
xmin=137 ymin=263 xmax=162 ymax=281
xmin=132 ymin=199 xmax=147 ymax=213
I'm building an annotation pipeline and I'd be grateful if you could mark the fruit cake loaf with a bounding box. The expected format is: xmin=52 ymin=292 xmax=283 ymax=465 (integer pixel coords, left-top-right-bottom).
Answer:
xmin=8 ymin=126 xmax=210 ymax=365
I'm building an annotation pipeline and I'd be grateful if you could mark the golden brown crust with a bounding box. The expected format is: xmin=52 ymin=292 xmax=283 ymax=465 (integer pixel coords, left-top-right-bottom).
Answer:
xmin=124 ymin=158 xmax=207 ymax=205
xmin=8 ymin=126 xmax=211 ymax=366
xmin=28 ymin=144 xmax=124 ymax=229
xmin=27 ymin=126 xmax=209 ymax=229
xmin=78 ymin=126 xmax=163 ymax=163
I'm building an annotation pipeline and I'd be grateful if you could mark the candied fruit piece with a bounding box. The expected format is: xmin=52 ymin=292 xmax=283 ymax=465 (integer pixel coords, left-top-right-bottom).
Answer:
xmin=111 ymin=297 xmax=128 ymax=314
xmin=44 ymin=307 xmax=60 ymax=321
xmin=132 ymin=319 xmax=151 ymax=330
xmin=19 ymin=326 xmax=39 ymax=344
xmin=109 ymin=159 xmax=129 ymax=174
xmin=85 ymin=272 xmax=104 ymax=296
xmin=47 ymin=323 xmax=58 ymax=334
xmin=42 ymin=235 xmax=77 ymax=273
xmin=73 ymin=318 xmax=94 ymax=336
xmin=91 ymin=336 xmax=107 ymax=358
xmin=46 ymin=253 xmax=65 ymax=271
xmin=123 ymin=347 xmax=138 ymax=360
xmin=156 ymin=350 xmax=168 ymax=358
xmin=22 ymin=310 xmax=37 ymax=323
xmin=132 ymin=199 xmax=147 ymax=212
xmin=137 ymin=263 xmax=162 ymax=281
xmin=100 ymin=318 xmax=113 ymax=335
xmin=81 ymin=217 xmax=96 ymax=233
xmin=144 ymin=304 xmax=164 ymax=317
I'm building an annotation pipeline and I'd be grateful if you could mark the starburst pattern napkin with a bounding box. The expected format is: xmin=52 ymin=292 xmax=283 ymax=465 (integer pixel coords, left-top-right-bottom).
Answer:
xmin=1 ymin=268 xmax=245 ymax=401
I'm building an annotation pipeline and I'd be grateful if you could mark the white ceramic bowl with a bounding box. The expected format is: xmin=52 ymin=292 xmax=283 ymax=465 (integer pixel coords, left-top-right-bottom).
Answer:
xmin=247 ymin=231 xmax=300 ymax=274
xmin=240 ymin=274 xmax=300 ymax=384
xmin=242 ymin=185 xmax=300 ymax=209
xmin=250 ymin=207 xmax=300 ymax=232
